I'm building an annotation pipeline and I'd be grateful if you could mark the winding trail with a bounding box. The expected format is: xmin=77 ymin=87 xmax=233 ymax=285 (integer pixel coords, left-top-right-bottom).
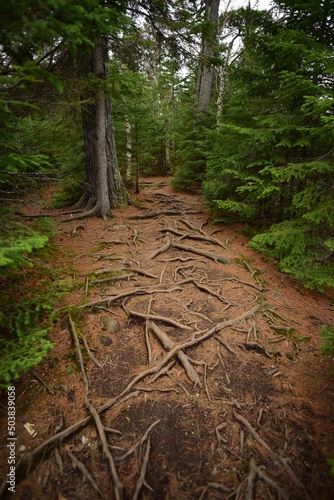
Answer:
xmin=1 ymin=177 xmax=333 ymax=499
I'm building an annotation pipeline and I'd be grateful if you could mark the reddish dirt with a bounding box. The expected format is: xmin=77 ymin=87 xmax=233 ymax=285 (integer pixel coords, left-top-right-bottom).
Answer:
xmin=0 ymin=176 xmax=334 ymax=499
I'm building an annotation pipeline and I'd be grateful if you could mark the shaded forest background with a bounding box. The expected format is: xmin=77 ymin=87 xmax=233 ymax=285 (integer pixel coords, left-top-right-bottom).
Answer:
xmin=0 ymin=0 xmax=333 ymax=387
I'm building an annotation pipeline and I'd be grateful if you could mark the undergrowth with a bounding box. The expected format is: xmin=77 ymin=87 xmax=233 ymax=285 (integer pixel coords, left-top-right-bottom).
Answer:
xmin=0 ymin=213 xmax=60 ymax=389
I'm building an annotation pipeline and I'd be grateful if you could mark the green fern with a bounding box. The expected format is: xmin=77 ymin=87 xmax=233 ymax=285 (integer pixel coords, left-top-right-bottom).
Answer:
xmin=0 ymin=328 xmax=54 ymax=388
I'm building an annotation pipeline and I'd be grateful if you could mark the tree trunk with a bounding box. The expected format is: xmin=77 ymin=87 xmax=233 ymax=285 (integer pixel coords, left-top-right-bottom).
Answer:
xmin=196 ymin=0 xmax=220 ymax=115
xmin=76 ymin=39 xmax=128 ymax=218
xmin=125 ymin=116 xmax=132 ymax=183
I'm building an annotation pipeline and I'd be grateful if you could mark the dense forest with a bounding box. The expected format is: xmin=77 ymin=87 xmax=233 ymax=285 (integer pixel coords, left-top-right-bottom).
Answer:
xmin=0 ymin=0 xmax=333 ymax=384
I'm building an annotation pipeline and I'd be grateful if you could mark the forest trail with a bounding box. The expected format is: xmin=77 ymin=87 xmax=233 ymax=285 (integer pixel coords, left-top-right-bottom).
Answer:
xmin=1 ymin=177 xmax=333 ymax=499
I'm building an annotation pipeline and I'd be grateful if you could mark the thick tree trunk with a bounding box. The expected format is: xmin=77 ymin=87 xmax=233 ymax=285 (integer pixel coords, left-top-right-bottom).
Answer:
xmin=196 ymin=0 xmax=220 ymax=114
xmin=76 ymin=39 xmax=128 ymax=218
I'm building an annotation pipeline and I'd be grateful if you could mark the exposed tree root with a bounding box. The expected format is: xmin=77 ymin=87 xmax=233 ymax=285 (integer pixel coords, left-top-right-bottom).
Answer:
xmin=150 ymin=321 xmax=202 ymax=387
xmin=246 ymin=457 xmax=289 ymax=500
xmin=94 ymin=267 xmax=158 ymax=279
xmin=145 ymin=235 xmax=171 ymax=261
xmin=115 ymin=420 xmax=160 ymax=462
xmin=61 ymin=205 xmax=103 ymax=223
xmin=171 ymin=241 xmax=232 ymax=264
xmin=81 ymin=332 xmax=103 ymax=369
xmin=127 ymin=209 xmax=202 ymax=219
xmin=69 ymin=315 xmax=89 ymax=391
xmin=84 ymin=395 xmax=124 ymax=500
xmin=112 ymin=305 xmax=260 ymax=403
xmin=68 ymin=452 xmax=102 ymax=497
xmin=132 ymin=436 xmax=153 ymax=500
xmin=162 ymin=226 xmax=229 ymax=250
xmin=78 ymin=286 xmax=182 ymax=309
xmin=128 ymin=309 xmax=192 ymax=330
xmin=234 ymin=412 xmax=311 ymax=499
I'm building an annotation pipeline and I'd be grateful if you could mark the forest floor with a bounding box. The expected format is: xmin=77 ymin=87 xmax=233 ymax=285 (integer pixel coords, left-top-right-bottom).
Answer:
xmin=0 ymin=176 xmax=334 ymax=500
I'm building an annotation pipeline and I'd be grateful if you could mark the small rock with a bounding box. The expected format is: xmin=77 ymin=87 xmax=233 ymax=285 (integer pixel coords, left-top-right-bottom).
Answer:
xmin=100 ymin=335 xmax=113 ymax=346
xmin=101 ymin=317 xmax=120 ymax=333
xmin=19 ymin=445 xmax=26 ymax=453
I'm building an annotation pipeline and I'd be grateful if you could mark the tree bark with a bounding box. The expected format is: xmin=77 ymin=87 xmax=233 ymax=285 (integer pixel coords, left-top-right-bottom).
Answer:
xmin=76 ymin=39 xmax=128 ymax=217
xmin=196 ymin=0 xmax=220 ymax=115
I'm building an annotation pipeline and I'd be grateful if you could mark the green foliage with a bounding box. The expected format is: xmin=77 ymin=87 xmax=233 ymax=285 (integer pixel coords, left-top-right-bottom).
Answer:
xmin=0 ymin=283 xmax=59 ymax=389
xmin=327 ymin=458 xmax=334 ymax=477
xmin=0 ymin=216 xmax=54 ymax=273
xmin=0 ymin=326 xmax=54 ymax=389
xmin=319 ymin=325 xmax=334 ymax=358
xmin=199 ymin=2 xmax=334 ymax=291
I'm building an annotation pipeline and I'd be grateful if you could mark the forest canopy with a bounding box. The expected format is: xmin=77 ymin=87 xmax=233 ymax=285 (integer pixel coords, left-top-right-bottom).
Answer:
xmin=0 ymin=0 xmax=333 ymax=290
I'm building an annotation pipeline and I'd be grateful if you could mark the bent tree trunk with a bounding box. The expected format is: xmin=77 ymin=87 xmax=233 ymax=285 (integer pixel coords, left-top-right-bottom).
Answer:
xmin=77 ymin=39 xmax=128 ymax=218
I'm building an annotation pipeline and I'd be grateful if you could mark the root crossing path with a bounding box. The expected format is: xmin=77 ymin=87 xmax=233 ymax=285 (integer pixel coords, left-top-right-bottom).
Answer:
xmin=1 ymin=177 xmax=333 ymax=499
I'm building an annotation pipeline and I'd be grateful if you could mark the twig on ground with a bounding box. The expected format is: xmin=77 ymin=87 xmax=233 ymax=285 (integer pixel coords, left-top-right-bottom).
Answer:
xmin=29 ymin=370 xmax=55 ymax=395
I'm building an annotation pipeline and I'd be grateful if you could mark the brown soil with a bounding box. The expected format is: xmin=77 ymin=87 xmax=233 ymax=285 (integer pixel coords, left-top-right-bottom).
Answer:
xmin=1 ymin=176 xmax=334 ymax=500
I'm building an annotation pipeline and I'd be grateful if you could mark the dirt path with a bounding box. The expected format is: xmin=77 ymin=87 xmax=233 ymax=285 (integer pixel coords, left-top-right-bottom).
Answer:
xmin=1 ymin=177 xmax=334 ymax=499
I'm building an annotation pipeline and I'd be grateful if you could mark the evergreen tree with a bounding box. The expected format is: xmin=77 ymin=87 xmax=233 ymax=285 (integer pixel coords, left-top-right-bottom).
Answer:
xmin=202 ymin=3 xmax=334 ymax=289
